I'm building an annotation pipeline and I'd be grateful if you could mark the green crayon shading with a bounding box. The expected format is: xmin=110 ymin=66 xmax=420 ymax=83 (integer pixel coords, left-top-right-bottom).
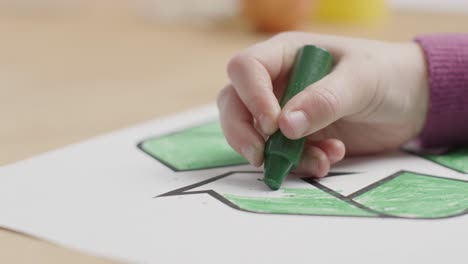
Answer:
xmin=225 ymin=188 xmax=375 ymax=216
xmin=355 ymin=172 xmax=468 ymax=218
xmin=421 ymin=147 xmax=468 ymax=174
xmin=139 ymin=122 xmax=247 ymax=171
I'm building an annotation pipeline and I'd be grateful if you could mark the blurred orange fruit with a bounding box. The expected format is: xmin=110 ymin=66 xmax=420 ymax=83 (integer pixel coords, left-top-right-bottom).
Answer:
xmin=242 ymin=0 xmax=314 ymax=33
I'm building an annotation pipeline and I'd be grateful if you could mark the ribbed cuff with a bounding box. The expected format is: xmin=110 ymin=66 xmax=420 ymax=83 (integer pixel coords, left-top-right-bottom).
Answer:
xmin=415 ymin=34 xmax=468 ymax=148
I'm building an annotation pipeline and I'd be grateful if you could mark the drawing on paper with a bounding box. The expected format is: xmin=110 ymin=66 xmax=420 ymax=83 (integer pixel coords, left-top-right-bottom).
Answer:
xmin=138 ymin=122 xmax=247 ymax=171
xmin=417 ymin=147 xmax=468 ymax=174
xmin=156 ymin=170 xmax=468 ymax=219
xmin=138 ymin=122 xmax=468 ymax=220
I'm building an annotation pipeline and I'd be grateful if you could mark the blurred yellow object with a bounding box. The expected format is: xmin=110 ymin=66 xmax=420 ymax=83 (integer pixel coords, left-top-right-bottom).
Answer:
xmin=314 ymin=0 xmax=387 ymax=24
xmin=242 ymin=0 xmax=313 ymax=33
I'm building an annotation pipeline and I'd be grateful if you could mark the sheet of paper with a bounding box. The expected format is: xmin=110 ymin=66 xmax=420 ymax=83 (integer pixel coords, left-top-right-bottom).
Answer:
xmin=0 ymin=105 xmax=467 ymax=264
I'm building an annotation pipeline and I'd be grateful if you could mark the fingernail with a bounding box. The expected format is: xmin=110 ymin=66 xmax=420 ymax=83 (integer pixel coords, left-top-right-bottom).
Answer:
xmin=258 ymin=114 xmax=275 ymax=135
xmin=242 ymin=145 xmax=260 ymax=166
xmin=285 ymin=111 xmax=308 ymax=137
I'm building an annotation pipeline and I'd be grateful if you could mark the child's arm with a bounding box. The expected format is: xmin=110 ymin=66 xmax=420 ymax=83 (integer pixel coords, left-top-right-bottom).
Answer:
xmin=217 ymin=32 xmax=466 ymax=176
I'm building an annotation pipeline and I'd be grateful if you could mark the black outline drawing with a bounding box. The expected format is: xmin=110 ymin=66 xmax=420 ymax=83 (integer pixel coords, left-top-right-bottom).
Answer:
xmin=405 ymin=147 xmax=468 ymax=174
xmin=137 ymin=122 xmax=248 ymax=172
xmin=138 ymin=121 xmax=468 ymax=220
xmin=156 ymin=170 xmax=468 ymax=220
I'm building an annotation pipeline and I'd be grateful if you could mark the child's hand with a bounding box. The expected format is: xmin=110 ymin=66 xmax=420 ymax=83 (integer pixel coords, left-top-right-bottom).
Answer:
xmin=217 ymin=32 xmax=428 ymax=177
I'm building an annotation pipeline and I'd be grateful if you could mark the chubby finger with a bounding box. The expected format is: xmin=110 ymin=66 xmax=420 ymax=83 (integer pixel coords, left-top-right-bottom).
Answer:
xmin=294 ymin=145 xmax=330 ymax=177
xmin=309 ymin=138 xmax=346 ymax=164
xmin=279 ymin=60 xmax=367 ymax=139
xmin=227 ymin=52 xmax=281 ymax=136
xmin=294 ymin=138 xmax=345 ymax=177
xmin=217 ymin=84 xmax=265 ymax=166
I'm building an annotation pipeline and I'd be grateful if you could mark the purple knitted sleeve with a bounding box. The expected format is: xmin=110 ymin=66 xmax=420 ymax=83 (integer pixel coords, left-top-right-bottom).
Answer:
xmin=415 ymin=35 xmax=468 ymax=148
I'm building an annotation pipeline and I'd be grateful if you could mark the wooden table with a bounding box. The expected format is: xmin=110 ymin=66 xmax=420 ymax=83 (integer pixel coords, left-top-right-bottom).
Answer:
xmin=1 ymin=10 xmax=467 ymax=263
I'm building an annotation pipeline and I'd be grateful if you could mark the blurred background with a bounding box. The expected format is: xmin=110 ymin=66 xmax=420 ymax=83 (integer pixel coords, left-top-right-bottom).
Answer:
xmin=1 ymin=0 xmax=468 ymax=28
xmin=1 ymin=1 xmax=467 ymax=164
xmin=1 ymin=0 xmax=468 ymax=165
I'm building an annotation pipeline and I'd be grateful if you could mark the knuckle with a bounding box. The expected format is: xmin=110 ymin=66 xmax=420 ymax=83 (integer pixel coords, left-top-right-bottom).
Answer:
xmin=308 ymin=87 xmax=341 ymax=120
xmin=272 ymin=31 xmax=301 ymax=41
xmin=347 ymin=60 xmax=381 ymax=113
xmin=273 ymin=32 xmax=292 ymax=40
xmin=244 ymin=92 xmax=265 ymax=116
xmin=226 ymin=53 xmax=249 ymax=78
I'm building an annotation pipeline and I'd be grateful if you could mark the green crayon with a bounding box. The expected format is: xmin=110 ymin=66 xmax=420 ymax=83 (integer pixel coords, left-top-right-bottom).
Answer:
xmin=263 ymin=45 xmax=333 ymax=190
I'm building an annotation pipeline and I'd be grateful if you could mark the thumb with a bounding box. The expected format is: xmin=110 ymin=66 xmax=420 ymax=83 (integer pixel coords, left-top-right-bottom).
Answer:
xmin=278 ymin=63 xmax=363 ymax=139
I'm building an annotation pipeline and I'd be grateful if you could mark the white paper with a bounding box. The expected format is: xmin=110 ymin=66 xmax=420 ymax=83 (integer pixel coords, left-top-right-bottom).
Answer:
xmin=0 ymin=105 xmax=467 ymax=264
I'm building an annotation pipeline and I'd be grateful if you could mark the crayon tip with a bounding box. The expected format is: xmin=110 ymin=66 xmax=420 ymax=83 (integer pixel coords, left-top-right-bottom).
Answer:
xmin=263 ymin=154 xmax=294 ymax=190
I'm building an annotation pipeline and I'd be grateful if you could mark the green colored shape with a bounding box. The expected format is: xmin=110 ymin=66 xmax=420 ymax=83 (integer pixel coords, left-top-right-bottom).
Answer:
xmin=224 ymin=188 xmax=375 ymax=216
xmin=140 ymin=122 xmax=247 ymax=171
xmin=355 ymin=172 xmax=468 ymax=218
xmin=422 ymin=148 xmax=468 ymax=173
